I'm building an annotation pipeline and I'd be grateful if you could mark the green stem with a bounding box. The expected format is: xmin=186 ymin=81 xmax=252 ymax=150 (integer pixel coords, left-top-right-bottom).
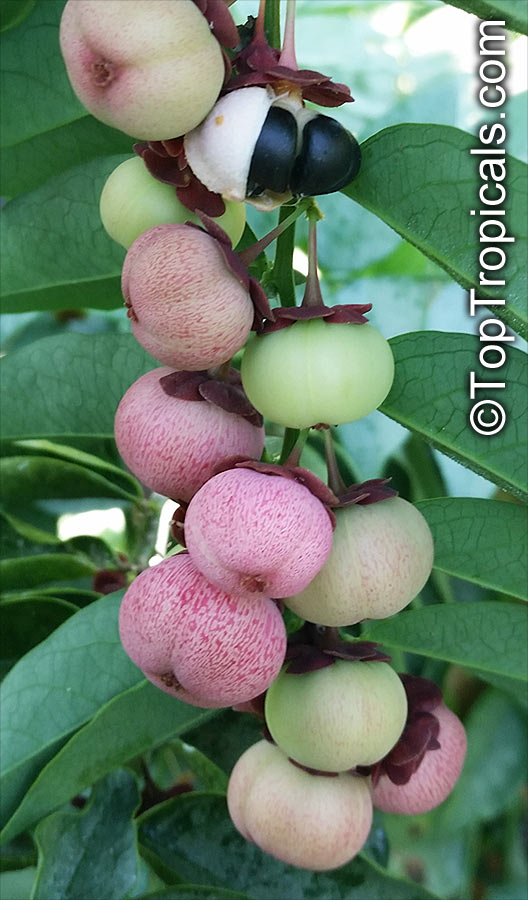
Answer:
xmin=264 ymin=0 xmax=281 ymax=49
xmin=272 ymin=204 xmax=298 ymax=307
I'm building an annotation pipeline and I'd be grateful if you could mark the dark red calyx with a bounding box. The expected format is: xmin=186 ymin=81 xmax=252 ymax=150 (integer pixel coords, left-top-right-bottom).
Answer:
xmin=192 ymin=0 xmax=239 ymax=48
xmin=170 ymin=502 xmax=188 ymax=546
xmin=186 ymin=211 xmax=274 ymax=331
xmin=260 ymin=303 xmax=372 ymax=335
xmin=283 ymin=624 xmax=391 ymax=675
xmin=159 ymin=369 xmax=263 ymax=428
xmin=93 ymin=569 xmax=127 ymax=594
xmin=232 ymin=690 xmax=267 ymax=719
xmin=133 ymin=140 xmax=225 ymax=217
xmin=288 ymin=758 xmax=339 ymax=778
xmin=357 ymin=675 xmax=443 ymax=786
xmin=212 ymin=457 xmax=339 ymax=511
xmin=337 ymin=477 xmax=399 ymax=508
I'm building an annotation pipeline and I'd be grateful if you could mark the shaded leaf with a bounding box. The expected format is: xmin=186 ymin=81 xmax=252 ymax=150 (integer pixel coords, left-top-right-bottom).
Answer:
xmin=138 ymin=792 xmax=437 ymax=899
xmin=0 ymin=553 xmax=96 ymax=591
xmin=345 ymin=125 xmax=527 ymax=338
xmin=1 ymin=681 xmax=217 ymax=845
xmin=0 ymin=455 xmax=140 ymax=505
xmin=0 ymin=591 xmax=141 ymax=831
xmin=381 ymin=332 xmax=528 ymax=501
xmin=0 ymin=0 xmax=36 ymax=33
xmin=0 ymin=596 xmax=77 ymax=678
xmin=33 ymin=769 xmax=140 ymax=900
xmin=0 ymin=333 xmax=158 ymax=439
xmin=363 ymin=601 xmax=528 ymax=682
xmin=417 ymin=498 xmax=528 ymax=600
xmin=136 ymin=888 xmax=253 ymax=900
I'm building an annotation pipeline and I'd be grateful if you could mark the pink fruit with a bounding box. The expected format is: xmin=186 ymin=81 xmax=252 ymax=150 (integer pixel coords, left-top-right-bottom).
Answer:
xmin=118 ymin=553 xmax=286 ymax=708
xmin=122 ymin=224 xmax=255 ymax=370
xmin=372 ymin=704 xmax=467 ymax=815
xmin=59 ymin=0 xmax=224 ymax=140
xmin=114 ymin=367 xmax=264 ymax=502
xmin=184 ymin=467 xmax=334 ymax=598
xmin=227 ymin=740 xmax=373 ymax=871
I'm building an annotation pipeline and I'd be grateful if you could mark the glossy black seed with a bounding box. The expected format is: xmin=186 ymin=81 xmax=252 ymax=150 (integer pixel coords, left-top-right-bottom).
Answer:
xmin=290 ymin=114 xmax=361 ymax=197
xmin=247 ymin=106 xmax=298 ymax=196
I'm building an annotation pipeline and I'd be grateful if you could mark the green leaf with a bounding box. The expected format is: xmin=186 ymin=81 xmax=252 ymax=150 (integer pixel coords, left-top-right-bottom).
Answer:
xmin=0 ymin=333 xmax=158 ymax=439
xmin=381 ymin=332 xmax=528 ymax=501
xmin=0 ymin=0 xmax=36 ymax=34
xmin=345 ymin=125 xmax=528 ymax=338
xmin=136 ymin=888 xmax=253 ymax=900
xmin=183 ymin=709 xmax=264 ymax=776
xmin=0 ymin=681 xmax=217 ymax=845
xmin=363 ymin=601 xmax=528 ymax=681
xmin=0 ymin=553 xmax=96 ymax=591
xmin=0 ymin=596 xmax=77 ymax=678
xmin=0 ymin=867 xmax=37 ymax=900
xmin=138 ymin=792 xmax=437 ymax=899
xmin=417 ymin=498 xmax=528 ymax=600
xmin=0 ymin=455 xmax=140 ymax=505
xmin=33 ymin=769 xmax=141 ymax=900
xmin=435 ymin=689 xmax=528 ymax=831
xmin=1 ymin=156 xmax=127 ymax=313
xmin=0 ymin=591 xmax=141 ymax=831
xmin=154 ymin=740 xmax=229 ymax=793
xmin=442 ymin=0 xmax=528 ymax=34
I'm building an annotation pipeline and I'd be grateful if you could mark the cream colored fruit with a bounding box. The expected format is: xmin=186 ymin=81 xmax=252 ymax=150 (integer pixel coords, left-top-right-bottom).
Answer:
xmin=265 ymin=660 xmax=408 ymax=773
xmin=227 ymin=740 xmax=373 ymax=871
xmin=100 ymin=157 xmax=246 ymax=249
xmin=60 ymin=0 xmax=224 ymax=140
xmin=285 ymin=497 xmax=434 ymax=626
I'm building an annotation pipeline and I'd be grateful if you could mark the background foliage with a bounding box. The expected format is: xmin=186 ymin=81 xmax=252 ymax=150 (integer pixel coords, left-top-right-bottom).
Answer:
xmin=1 ymin=1 xmax=527 ymax=898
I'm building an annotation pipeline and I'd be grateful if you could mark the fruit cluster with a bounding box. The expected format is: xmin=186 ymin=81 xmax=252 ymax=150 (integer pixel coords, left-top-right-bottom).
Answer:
xmin=60 ymin=0 xmax=467 ymax=873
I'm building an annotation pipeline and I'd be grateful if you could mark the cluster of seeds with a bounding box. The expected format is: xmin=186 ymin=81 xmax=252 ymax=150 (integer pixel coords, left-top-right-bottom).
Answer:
xmin=61 ymin=0 xmax=467 ymax=873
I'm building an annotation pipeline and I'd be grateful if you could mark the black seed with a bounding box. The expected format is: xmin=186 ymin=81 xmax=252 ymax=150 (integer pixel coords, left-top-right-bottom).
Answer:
xmin=247 ymin=106 xmax=298 ymax=196
xmin=290 ymin=115 xmax=361 ymax=197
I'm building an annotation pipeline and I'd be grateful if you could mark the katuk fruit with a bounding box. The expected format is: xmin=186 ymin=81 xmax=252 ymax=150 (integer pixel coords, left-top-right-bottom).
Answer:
xmin=372 ymin=704 xmax=467 ymax=815
xmin=118 ymin=553 xmax=286 ymax=708
xmin=265 ymin=659 xmax=408 ymax=772
xmin=59 ymin=0 xmax=224 ymax=140
xmin=122 ymin=224 xmax=255 ymax=369
xmin=241 ymin=317 xmax=395 ymax=429
xmin=184 ymin=465 xmax=334 ymax=598
xmin=100 ymin=156 xmax=246 ymax=249
xmin=227 ymin=740 xmax=373 ymax=871
xmin=114 ymin=367 xmax=264 ymax=502
xmin=285 ymin=496 xmax=434 ymax=626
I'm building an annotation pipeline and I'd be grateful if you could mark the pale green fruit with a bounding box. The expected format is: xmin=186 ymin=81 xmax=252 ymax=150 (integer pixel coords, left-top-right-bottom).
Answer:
xmin=241 ymin=318 xmax=394 ymax=429
xmin=285 ymin=497 xmax=434 ymax=626
xmin=99 ymin=156 xmax=246 ymax=249
xmin=265 ymin=659 xmax=407 ymax=772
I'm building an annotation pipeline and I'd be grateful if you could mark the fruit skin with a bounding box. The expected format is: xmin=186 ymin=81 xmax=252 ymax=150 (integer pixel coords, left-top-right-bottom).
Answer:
xmin=285 ymin=497 xmax=434 ymax=626
xmin=227 ymin=740 xmax=373 ymax=871
xmin=241 ymin=318 xmax=395 ymax=429
xmin=122 ymin=224 xmax=254 ymax=370
xmin=100 ymin=157 xmax=246 ymax=250
xmin=59 ymin=0 xmax=224 ymax=140
xmin=114 ymin=367 xmax=264 ymax=503
xmin=118 ymin=553 xmax=286 ymax=708
xmin=372 ymin=705 xmax=467 ymax=814
xmin=265 ymin=659 xmax=408 ymax=772
xmin=184 ymin=467 xmax=334 ymax=599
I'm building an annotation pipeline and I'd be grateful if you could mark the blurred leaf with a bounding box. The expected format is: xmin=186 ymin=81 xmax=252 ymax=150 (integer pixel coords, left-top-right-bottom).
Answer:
xmin=0 ymin=455 xmax=140 ymax=505
xmin=381 ymin=333 xmax=528 ymax=501
xmin=363 ymin=601 xmax=528 ymax=681
xmin=345 ymin=125 xmax=527 ymax=338
xmin=183 ymin=710 xmax=264 ymax=776
xmin=156 ymin=740 xmax=229 ymax=793
xmin=33 ymin=769 xmax=141 ymax=900
xmin=0 ymin=596 xmax=77 ymax=678
xmin=417 ymin=498 xmax=528 ymax=600
xmin=0 ymin=866 xmax=37 ymax=899
xmin=0 ymin=832 xmax=36 ymax=871
xmin=1 ymin=333 xmax=157 ymax=439
xmin=2 ymin=587 xmax=101 ymax=607
xmin=0 ymin=553 xmax=96 ymax=591
xmin=1 ymin=681 xmax=217 ymax=845
xmin=435 ymin=690 xmax=528 ymax=831
xmin=0 ymin=0 xmax=36 ymax=33
xmin=138 ymin=792 xmax=438 ymax=899
xmin=136 ymin=889 xmax=253 ymax=900
xmin=0 ymin=591 xmax=141 ymax=832
xmin=1 ymin=157 xmax=127 ymax=313
xmin=0 ymin=509 xmax=59 ymax=557
xmin=442 ymin=0 xmax=528 ymax=34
